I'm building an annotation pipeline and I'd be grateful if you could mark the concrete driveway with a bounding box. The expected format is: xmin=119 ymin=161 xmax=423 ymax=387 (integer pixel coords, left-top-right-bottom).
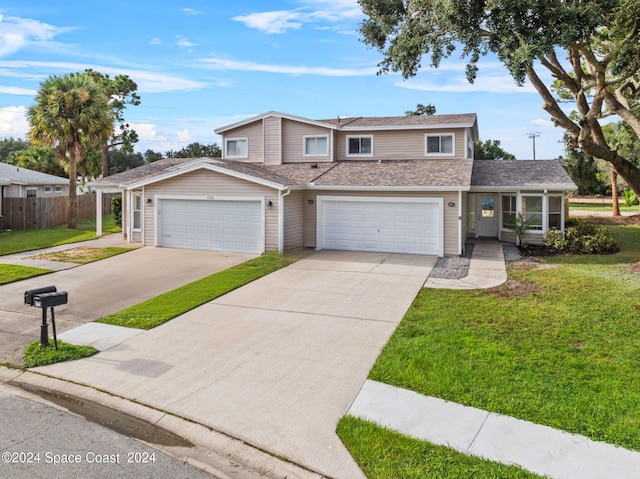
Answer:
xmin=0 ymin=241 xmax=256 ymax=365
xmin=34 ymin=250 xmax=436 ymax=479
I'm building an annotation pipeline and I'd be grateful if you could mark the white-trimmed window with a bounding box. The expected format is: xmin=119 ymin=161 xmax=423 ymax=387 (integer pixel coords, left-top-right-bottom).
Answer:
xmin=548 ymin=196 xmax=563 ymax=230
xmin=501 ymin=195 xmax=517 ymax=228
xmin=425 ymin=134 xmax=455 ymax=156
xmin=225 ymin=138 xmax=248 ymax=158
xmin=26 ymin=188 xmax=37 ymax=198
xmin=347 ymin=136 xmax=373 ymax=157
xmin=304 ymin=136 xmax=328 ymax=156
xmin=44 ymin=186 xmax=53 ymax=194
xmin=522 ymin=195 xmax=543 ymax=230
xmin=55 ymin=185 xmax=63 ymax=193
xmin=133 ymin=193 xmax=142 ymax=230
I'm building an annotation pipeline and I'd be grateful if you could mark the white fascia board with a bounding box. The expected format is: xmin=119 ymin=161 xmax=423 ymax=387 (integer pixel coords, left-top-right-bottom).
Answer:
xmin=215 ymin=111 xmax=337 ymax=134
xmin=470 ymin=185 xmax=576 ymax=192
xmin=306 ymin=184 xmax=470 ymax=192
xmin=125 ymin=162 xmax=286 ymax=191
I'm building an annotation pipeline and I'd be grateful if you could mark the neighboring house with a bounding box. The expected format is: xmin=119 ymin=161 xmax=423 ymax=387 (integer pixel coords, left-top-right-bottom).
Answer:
xmin=0 ymin=162 xmax=69 ymax=221
xmin=91 ymin=111 xmax=575 ymax=256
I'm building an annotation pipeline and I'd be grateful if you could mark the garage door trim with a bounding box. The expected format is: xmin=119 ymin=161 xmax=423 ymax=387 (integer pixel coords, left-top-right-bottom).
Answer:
xmin=316 ymin=195 xmax=444 ymax=256
xmin=155 ymin=195 xmax=265 ymax=253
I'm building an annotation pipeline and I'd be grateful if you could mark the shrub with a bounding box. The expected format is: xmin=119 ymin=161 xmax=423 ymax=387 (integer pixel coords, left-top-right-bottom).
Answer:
xmin=112 ymin=195 xmax=122 ymax=227
xmin=545 ymin=218 xmax=617 ymax=254
xmin=624 ymin=189 xmax=639 ymax=207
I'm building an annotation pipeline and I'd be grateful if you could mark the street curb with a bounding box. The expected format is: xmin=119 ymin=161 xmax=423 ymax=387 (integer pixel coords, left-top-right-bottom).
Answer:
xmin=1 ymin=366 xmax=325 ymax=479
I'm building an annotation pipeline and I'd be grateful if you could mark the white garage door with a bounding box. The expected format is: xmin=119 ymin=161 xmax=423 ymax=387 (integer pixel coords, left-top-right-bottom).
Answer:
xmin=318 ymin=197 xmax=443 ymax=255
xmin=159 ymin=199 xmax=263 ymax=254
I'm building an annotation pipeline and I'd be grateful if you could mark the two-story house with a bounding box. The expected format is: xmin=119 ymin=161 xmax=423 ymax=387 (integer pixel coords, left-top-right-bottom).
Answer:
xmin=92 ymin=111 xmax=575 ymax=256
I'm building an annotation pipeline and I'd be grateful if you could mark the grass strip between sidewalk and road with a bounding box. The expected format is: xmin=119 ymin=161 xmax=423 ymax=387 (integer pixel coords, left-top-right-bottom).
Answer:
xmin=22 ymin=340 xmax=99 ymax=368
xmin=337 ymin=416 xmax=543 ymax=479
xmin=97 ymin=252 xmax=298 ymax=330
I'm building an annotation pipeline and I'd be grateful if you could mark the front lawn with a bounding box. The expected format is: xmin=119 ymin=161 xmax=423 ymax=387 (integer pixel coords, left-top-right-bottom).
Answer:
xmin=0 ymin=215 xmax=119 ymax=256
xmin=0 ymin=264 xmax=51 ymax=285
xmin=569 ymin=202 xmax=638 ymax=213
xmin=359 ymin=224 xmax=640 ymax=453
xmin=97 ymin=252 xmax=298 ymax=329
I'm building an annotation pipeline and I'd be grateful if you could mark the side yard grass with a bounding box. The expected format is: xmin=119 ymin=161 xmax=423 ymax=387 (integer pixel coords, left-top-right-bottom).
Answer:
xmin=97 ymin=252 xmax=298 ymax=329
xmin=339 ymin=224 xmax=640 ymax=477
xmin=0 ymin=215 xmax=119 ymax=256
xmin=0 ymin=264 xmax=51 ymax=285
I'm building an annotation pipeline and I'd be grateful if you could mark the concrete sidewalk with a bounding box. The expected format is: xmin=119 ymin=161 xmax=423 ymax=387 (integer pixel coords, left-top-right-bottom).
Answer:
xmin=349 ymin=380 xmax=640 ymax=479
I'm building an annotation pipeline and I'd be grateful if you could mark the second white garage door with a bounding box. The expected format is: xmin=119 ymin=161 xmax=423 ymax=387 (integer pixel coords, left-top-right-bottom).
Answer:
xmin=159 ymin=198 xmax=263 ymax=254
xmin=317 ymin=196 xmax=443 ymax=256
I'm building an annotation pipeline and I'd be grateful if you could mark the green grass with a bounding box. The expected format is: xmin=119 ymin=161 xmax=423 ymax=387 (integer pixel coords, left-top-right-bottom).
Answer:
xmin=569 ymin=202 xmax=638 ymax=213
xmin=0 ymin=215 xmax=119 ymax=256
xmin=22 ymin=340 xmax=98 ymax=368
xmin=337 ymin=416 xmax=542 ymax=479
xmin=0 ymin=264 xmax=51 ymax=285
xmin=97 ymin=252 xmax=298 ymax=329
xmin=366 ymin=224 xmax=640 ymax=452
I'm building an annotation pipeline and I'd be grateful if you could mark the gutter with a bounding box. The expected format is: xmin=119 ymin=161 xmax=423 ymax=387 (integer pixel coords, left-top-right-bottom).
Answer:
xmin=278 ymin=188 xmax=291 ymax=254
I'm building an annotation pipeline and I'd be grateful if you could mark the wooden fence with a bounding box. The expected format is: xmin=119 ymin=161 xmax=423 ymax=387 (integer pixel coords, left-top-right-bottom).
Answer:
xmin=2 ymin=193 xmax=118 ymax=230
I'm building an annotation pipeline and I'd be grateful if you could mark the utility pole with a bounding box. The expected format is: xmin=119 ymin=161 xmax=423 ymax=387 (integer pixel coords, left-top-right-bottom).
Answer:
xmin=527 ymin=132 xmax=541 ymax=160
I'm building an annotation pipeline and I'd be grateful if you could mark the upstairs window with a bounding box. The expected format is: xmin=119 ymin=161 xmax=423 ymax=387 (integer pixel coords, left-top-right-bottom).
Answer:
xmin=347 ymin=136 xmax=373 ymax=157
xmin=425 ymin=134 xmax=454 ymax=156
xmin=304 ymin=136 xmax=328 ymax=156
xmin=226 ymin=138 xmax=248 ymax=158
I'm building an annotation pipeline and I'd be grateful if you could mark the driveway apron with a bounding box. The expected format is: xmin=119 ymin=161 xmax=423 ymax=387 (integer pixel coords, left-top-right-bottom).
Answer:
xmin=35 ymin=250 xmax=436 ymax=479
xmin=0 ymin=247 xmax=256 ymax=365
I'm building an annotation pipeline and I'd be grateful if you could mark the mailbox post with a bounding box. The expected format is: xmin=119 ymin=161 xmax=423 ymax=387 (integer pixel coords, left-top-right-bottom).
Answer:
xmin=24 ymin=286 xmax=68 ymax=349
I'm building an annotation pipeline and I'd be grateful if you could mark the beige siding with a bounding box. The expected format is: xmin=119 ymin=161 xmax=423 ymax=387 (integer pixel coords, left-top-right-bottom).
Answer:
xmin=282 ymin=119 xmax=333 ymax=163
xmin=264 ymin=116 xmax=281 ymax=165
xmin=335 ymin=128 xmax=469 ymax=161
xmin=4 ymin=184 xmax=69 ymax=197
xmin=222 ymin=120 xmax=264 ymax=162
xmin=303 ymin=190 xmax=461 ymax=255
xmin=140 ymin=169 xmax=280 ymax=251
xmin=283 ymin=189 xmax=305 ymax=249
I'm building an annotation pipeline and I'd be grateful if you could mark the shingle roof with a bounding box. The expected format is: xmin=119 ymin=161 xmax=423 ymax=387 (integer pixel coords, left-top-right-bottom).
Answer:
xmin=471 ymin=160 xmax=576 ymax=189
xmin=309 ymin=159 xmax=474 ymax=187
xmin=0 ymin=161 xmax=68 ymax=185
xmin=320 ymin=113 xmax=477 ymax=129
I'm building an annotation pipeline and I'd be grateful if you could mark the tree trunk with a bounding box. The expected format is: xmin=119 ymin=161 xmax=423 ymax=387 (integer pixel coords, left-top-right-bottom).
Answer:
xmin=68 ymin=146 xmax=78 ymax=229
xmin=611 ymin=168 xmax=620 ymax=217
xmin=102 ymin=144 xmax=109 ymax=178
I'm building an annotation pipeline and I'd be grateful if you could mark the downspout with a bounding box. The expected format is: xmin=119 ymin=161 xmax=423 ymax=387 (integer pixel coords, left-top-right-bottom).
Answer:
xmin=458 ymin=190 xmax=463 ymax=255
xmin=278 ymin=188 xmax=291 ymax=254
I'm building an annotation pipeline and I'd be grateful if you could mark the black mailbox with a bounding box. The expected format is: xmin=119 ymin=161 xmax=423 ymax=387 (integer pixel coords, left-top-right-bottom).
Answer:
xmin=25 ymin=286 xmax=57 ymax=306
xmin=33 ymin=292 xmax=68 ymax=309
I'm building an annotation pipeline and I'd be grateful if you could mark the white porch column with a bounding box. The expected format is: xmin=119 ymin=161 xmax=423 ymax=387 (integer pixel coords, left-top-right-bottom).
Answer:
xmin=96 ymin=188 xmax=103 ymax=237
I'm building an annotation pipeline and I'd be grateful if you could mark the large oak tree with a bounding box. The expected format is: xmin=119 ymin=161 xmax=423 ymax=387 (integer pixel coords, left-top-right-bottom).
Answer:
xmin=358 ymin=0 xmax=640 ymax=194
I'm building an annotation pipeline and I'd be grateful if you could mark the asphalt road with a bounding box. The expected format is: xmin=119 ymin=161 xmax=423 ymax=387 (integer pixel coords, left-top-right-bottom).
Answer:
xmin=0 ymin=385 xmax=217 ymax=479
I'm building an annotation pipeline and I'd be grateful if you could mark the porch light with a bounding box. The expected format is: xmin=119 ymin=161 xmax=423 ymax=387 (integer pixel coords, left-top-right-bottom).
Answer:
xmin=448 ymin=202 xmax=455 ymax=207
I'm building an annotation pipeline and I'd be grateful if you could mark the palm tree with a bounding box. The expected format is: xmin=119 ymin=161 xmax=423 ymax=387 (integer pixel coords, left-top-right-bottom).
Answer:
xmin=27 ymin=73 xmax=112 ymax=228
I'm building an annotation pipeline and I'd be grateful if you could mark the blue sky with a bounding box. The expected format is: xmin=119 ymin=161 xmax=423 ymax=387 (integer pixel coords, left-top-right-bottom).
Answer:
xmin=0 ymin=0 xmax=565 ymax=159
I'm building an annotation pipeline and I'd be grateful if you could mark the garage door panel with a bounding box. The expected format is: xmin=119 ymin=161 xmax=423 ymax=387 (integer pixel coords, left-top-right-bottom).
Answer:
xmin=160 ymin=199 xmax=263 ymax=254
xmin=319 ymin=198 xmax=442 ymax=256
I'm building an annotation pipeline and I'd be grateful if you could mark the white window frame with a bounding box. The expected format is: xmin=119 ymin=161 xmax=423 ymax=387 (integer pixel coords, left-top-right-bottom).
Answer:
xmin=425 ymin=133 xmax=455 ymax=156
xmin=346 ymin=135 xmax=373 ymax=157
xmin=547 ymin=195 xmax=564 ymax=231
xmin=500 ymin=194 xmax=517 ymax=230
xmin=521 ymin=195 xmax=544 ymax=231
xmin=225 ymin=137 xmax=248 ymax=159
xmin=133 ymin=192 xmax=142 ymax=231
xmin=44 ymin=186 xmax=53 ymax=194
xmin=55 ymin=185 xmax=63 ymax=193
xmin=303 ymin=135 xmax=329 ymax=157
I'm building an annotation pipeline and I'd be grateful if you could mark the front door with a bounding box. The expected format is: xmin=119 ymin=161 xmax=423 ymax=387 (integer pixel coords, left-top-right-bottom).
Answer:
xmin=476 ymin=195 xmax=498 ymax=237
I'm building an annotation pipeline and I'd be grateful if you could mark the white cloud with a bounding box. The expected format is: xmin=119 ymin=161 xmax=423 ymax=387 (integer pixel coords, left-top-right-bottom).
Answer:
xmin=0 ymin=105 xmax=29 ymax=139
xmin=181 ymin=8 xmax=204 ymax=15
xmin=397 ymin=69 xmax=537 ymax=94
xmin=0 ymin=85 xmax=37 ymax=95
xmin=149 ymin=38 xmax=162 ymax=45
xmin=176 ymin=36 xmax=196 ymax=48
xmin=0 ymin=60 xmax=208 ymax=93
xmin=531 ymin=118 xmax=555 ymax=128
xmin=232 ymin=0 xmax=363 ymax=34
xmin=200 ymin=57 xmax=379 ymax=77
xmin=0 ymin=15 xmax=74 ymax=57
